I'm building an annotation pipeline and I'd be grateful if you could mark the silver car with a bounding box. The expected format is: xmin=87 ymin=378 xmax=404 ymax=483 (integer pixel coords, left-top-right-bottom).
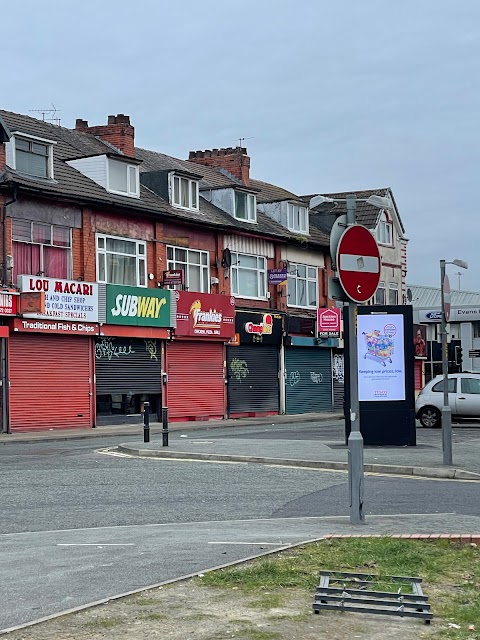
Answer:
xmin=415 ymin=372 xmax=480 ymax=427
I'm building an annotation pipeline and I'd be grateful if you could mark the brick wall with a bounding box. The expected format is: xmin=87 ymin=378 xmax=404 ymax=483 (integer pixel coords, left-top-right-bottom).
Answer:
xmin=75 ymin=115 xmax=135 ymax=158
xmin=0 ymin=143 xmax=5 ymax=171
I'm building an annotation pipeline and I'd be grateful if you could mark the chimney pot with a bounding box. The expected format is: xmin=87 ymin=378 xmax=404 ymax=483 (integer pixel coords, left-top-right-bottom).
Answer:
xmin=107 ymin=115 xmax=117 ymax=125
xmin=75 ymin=118 xmax=89 ymax=129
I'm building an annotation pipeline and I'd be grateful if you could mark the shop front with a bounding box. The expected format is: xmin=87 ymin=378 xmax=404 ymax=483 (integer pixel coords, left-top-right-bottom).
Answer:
xmin=284 ymin=311 xmax=337 ymax=414
xmin=10 ymin=275 xmax=100 ymax=431
xmin=226 ymin=311 xmax=282 ymax=418
xmin=166 ymin=291 xmax=235 ymax=421
xmin=96 ymin=285 xmax=173 ymax=424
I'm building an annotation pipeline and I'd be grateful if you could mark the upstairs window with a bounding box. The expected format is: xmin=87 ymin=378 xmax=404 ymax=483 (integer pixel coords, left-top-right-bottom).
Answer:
xmin=172 ymin=175 xmax=199 ymax=211
xmin=288 ymin=203 xmax=308 ymax=234
xmin=12 ymin=220 xmax=71 ymax=281
xmin=11 ymin=135 xmax=55 ymax=179
xmin=96 ymin=234 xmax=146 ymax=287
xmin=377 ymin=210 xmax=393 ymax=246
xmin=234 ymin=191 xmax=256 ymax=222
xmin=375 ymin=281 xmax=386 ymax=305
xmin=389 ymin=283 xmax=399 ymax=305
xmin=231 ymin=252 xmax=266 ymax=299
xmin=287 ymin=263 xmax=317 ymax=308
xmin=107 ymin=159 xmax=139 ymax=197
xmin=166 ymin=246 xmax=209 ymax=292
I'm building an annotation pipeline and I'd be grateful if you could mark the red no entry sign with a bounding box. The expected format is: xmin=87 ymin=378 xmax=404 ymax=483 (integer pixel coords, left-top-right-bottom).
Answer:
xmin=336 ymin=224 xmax=381 ymax=303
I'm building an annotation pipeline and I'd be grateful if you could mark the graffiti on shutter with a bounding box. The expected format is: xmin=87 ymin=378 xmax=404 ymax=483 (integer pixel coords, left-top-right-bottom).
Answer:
xmin=332 ymin=353 xmax=344 ymax=382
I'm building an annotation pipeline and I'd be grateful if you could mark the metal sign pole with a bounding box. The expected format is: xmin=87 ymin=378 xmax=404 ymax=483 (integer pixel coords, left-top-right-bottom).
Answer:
xmin=345 ymin=195 xmax=365 ymax=525
xmin=440 ymin=259 xmax=452 ymax=465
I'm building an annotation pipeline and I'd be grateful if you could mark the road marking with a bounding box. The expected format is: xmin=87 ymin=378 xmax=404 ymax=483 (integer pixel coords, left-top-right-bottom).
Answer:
xmin=57 ymin=543 xmax=135 ymax=547
xmin=208 ymin=541 xmax=291 ymax=546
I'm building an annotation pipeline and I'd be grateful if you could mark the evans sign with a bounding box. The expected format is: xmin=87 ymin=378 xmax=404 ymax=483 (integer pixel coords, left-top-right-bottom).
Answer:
xmin=106 ymin=285 xmax=172 ymax=327
xmin=419 ymin=308 xmax=480 ymax=323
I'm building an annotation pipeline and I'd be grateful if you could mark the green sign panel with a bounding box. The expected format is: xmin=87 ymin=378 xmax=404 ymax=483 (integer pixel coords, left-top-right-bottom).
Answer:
xmin=106 ymin=285 xmax=172 ymax=327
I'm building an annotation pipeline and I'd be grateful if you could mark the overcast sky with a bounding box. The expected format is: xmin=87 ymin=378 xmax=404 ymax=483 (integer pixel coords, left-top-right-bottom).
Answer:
xmin=2 ymin=1 xmax=479 ymax=291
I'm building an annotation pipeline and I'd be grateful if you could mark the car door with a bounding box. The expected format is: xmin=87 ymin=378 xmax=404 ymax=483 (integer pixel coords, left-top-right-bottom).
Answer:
xmin=457 ymin=377 xmax=480 ymax=417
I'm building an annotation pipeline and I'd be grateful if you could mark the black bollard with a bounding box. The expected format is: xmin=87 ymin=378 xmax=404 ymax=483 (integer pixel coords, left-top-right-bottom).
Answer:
xmin=143 ymin=401 xmax=150 ymax=443
xmin=162 ymin=406 xmax=169 ymax=447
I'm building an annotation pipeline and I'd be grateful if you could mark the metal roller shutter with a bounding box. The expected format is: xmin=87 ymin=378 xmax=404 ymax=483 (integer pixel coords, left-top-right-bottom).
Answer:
xmin=414 ymin=360 xmax=423 ymax=392
xmin=95 ymin=337 xmax=161 ymax=395
xmin=9 ymin=334 xmax=93 ymax=431
xmin=227 ymin=345 xmax=279 ymax=414
xmin=332 ymin=349 xmax=345 ymax=411
xmin=285 ymin=347 xmax=333 ymax=414
xmin=167 ymin=341 xmax=225 ymax=419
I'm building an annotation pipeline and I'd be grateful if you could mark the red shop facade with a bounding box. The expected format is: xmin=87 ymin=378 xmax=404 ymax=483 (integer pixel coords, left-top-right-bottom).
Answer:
xmin=8 ymin=277 xmax=99 ymax=432
xmin=166 ymin=291 xmax=235 ymax=421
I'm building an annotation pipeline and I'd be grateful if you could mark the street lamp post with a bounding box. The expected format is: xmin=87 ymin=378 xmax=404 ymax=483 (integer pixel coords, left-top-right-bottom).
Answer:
xmin=440 ymin=258 xmax=468 ymax=466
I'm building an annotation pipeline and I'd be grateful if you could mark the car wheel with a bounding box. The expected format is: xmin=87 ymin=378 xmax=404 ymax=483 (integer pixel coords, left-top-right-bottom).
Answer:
xmin=419 ymin=407 xmax=442 ymax=428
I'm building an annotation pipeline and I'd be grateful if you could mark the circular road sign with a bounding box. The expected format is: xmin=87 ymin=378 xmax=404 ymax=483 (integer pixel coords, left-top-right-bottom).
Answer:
xmin=336 ymin=224 xmax=381 ymax=303
xmin=443 ymin=274 xmax=451 ymax=322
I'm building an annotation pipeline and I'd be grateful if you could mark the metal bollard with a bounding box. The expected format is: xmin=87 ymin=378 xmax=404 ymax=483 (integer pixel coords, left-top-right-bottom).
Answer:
xmin=143 ymin=401 xmax=150 ymax=443
xmin=162 ymin=406 xmax=169 ymax=447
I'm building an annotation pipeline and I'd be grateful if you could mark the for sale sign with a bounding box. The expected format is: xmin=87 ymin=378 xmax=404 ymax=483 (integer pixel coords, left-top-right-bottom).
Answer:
xmin=317 ymin=307 xmax=341 ymax=338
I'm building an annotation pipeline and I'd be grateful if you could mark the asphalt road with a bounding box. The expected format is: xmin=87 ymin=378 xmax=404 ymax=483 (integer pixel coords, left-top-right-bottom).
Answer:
xmin=2 ymin=424 xmax=480 ymax=631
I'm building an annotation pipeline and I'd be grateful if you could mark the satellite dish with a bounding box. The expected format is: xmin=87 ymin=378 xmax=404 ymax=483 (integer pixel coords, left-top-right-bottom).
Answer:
xmin=221 ymin=248 xmax=232 ymax=268
xmin=406 ymin=288 xmax=413 ymax=302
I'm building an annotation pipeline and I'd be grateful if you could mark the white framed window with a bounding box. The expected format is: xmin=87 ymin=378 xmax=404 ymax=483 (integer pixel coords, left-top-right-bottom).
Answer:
xmin=375 ymin=281 xmax=386 ymax=305
xmin=12 ymin=220 xmax=71 ymax=281
xmin=234 ymin=191 xmax=256 ymax=222
xmin=107 ymin=159 xmax=139 ymax=197
xmin=389 ymin=283 xmax=399 ymax=305
xmin=167 ymin=246 xmax=210 ymax=292
xmin=288 ymin=203 xmax=308 ymax=234
xmin=287 ymin=263 xmax=317 ymax=308
xmin=171 ymin=175 xmax=199 ymax=211
xmin=377 ymin=210 xmax=393 ymax=246
xmin=96 ymin=234 xmax=146 ymax=287
xmin=231 ymin=252 xmax=267 ymax=299
xmin=9 ymin=133 xmax=55 ymax=179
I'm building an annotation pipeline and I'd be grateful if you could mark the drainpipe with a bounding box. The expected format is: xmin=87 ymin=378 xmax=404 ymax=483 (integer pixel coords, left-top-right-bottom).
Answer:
xmin=1 ymin=185 xmax=17 ymax=433
xmin=3 ymin=185 xmax=17 ymax=285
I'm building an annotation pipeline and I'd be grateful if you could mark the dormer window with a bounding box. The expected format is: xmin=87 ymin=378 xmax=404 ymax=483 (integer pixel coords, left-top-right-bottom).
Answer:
xmin=377 ymin=210 xmax=393 ymax=246
xmin=107 ymin=159 xmax=139 ymax=197
xmin=7 ymin=133 xmax=55 ymax=179
xmin=288 ymin=203 xmax=308 ymax=234
xmin=171 ymin=175 xmax=199 ymax=211
xmin=234 ymin=191 xmax=256 ymax=223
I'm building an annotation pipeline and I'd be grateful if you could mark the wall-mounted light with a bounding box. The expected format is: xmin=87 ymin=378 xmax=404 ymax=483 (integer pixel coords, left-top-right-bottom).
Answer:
xmin=148 ymin=273 xmax=155 ymax=281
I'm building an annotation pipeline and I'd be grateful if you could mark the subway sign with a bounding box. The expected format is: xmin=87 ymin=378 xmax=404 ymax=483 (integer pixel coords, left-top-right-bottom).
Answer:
xmin=106 ymin=285 xmax=172 ymax=327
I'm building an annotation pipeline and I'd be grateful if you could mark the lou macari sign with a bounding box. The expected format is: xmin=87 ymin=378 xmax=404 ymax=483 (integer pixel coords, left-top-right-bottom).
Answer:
xmin=19 ymin=276 xmax=99 ymax=322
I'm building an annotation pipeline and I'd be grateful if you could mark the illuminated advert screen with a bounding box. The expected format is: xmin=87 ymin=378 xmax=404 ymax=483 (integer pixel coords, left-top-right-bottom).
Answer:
xmin=357 ymin=313 xmax=406 ymax=402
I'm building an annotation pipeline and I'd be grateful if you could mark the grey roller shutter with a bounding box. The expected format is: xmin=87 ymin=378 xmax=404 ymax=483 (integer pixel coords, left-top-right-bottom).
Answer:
xmin=332 ymin=349 xmax=345 ymax=411
xmin=285 ymin=347 xmax=333 ymax=414
xmin=95 ymin=337 xmax=161 ymax=395
xmin=227 ymin=345 xmax=279 ymax=414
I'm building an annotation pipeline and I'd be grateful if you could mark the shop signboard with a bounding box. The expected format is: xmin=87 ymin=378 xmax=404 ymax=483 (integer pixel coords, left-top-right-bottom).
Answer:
xmin=106 ymin=285 xmax=171 ymax=327
xmin=174 ymin=291 xmax=235 ymax=338
xmin=0 ymin=291 xmax=18 ymax=316
xmin=317 ymin=307 xmax=341 ymax=338
xmin=11 ymin=317 xmax=99 ymax=335
xmin=419 ymin=307 xmax=480 ymax=323
xmin=18 ymin=276 xmax=99 ymax=322
xmin=163 ymin=269 xmax=184 ymax=286
xmin=236 ymin=311 xmax=283 ymax=345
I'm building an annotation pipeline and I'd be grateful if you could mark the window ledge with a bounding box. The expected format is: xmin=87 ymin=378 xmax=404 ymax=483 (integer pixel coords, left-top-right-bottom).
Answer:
xmin=233 ymin=294 xmax=268 ymax=301
xmin=288 ymin=303 xmax=317 ymax=310
xmin=171 ymin=203 xmax=200 ymax=213
xmin=11 ymin=170 xmax=57 ymax=184
xmin=107 ymin=188 xmax=140 ymax=199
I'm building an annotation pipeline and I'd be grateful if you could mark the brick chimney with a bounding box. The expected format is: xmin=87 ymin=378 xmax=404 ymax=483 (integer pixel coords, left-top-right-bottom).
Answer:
xmin=75 ymin=114 xmax=135 ymax=158
xmin=188 ymin=147 xmax=250 ymax=186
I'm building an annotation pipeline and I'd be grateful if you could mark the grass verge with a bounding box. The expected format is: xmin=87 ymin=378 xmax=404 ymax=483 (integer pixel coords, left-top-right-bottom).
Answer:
xmin=197 ymin=537 xmax=480 ymax=639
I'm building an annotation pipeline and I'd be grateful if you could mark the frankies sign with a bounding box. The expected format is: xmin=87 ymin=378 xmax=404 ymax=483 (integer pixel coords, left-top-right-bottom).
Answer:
xmin=106 ymin=285 xmax=172 ymax=327
xmin=175 ymin=291 xmax=235 ymax=339
xmin=19 ymin=276 xmax=99 ymax=322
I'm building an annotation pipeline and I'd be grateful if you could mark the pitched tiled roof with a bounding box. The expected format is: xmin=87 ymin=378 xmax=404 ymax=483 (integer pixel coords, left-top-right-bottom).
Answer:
xmin=0 ymin=110 xmax=329 ymax=247
xmin=249 ymin=179 xmax=303 ymax=204
xmin=303 ymin=188 xmax=406 ymax=237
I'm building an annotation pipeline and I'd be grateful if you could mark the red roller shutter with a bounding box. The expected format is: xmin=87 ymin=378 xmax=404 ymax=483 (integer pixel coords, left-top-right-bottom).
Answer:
xmin=414 ymin=360 xmax=423 ymax=392
xmin=167 ymin=341 xmax=225 ymax=420
xmin=9 ymin=334 xmax=93 ymax=431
